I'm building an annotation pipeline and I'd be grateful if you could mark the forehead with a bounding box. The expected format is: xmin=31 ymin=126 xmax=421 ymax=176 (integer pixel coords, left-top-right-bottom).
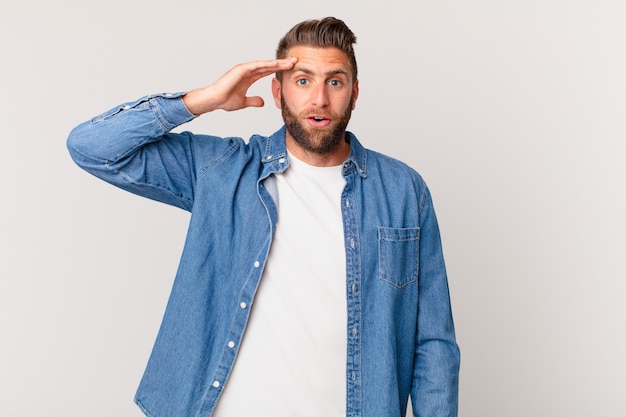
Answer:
xmin=286 ymin=46 xmax=353 ymax=78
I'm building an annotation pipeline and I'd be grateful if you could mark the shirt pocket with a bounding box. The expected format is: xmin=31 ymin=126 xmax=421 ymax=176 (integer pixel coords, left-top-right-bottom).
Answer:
xmin=377 ymin=226 xmax=420 ymax=288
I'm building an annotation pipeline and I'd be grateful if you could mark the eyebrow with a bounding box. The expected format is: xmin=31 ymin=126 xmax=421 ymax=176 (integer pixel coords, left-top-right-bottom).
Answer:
xmin=291 ymin=66 xmax=350 ymax=78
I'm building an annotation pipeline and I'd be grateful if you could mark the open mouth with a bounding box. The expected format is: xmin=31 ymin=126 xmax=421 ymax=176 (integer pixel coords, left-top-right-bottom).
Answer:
xmin=307 ymin=115 xmax=331 ymax=127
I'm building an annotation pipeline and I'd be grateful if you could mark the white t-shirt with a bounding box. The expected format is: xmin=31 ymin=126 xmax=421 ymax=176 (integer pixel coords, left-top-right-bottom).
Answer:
xmin=212 ymin=151 xmax=347 ymax=417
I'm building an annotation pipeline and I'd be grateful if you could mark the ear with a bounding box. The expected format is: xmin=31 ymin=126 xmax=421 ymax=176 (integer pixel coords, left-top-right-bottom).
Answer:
xmin=271 ymin=77 xmax=282 ymax=109
xmin=351 ymin=80 xmax=359 ymax=110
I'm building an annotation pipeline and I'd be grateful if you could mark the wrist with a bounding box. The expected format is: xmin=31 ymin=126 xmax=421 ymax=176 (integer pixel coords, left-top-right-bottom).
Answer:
xmin=182 ymin=88 xmax=220 ymax=116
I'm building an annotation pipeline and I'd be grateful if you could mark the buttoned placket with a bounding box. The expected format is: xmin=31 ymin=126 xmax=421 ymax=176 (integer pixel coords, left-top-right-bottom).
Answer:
xmin=199 ymin=157 xmax=284 ymax=417
xmin=199 ymin=252 xmax=269 ymax=417
xmin=342 ymin=161 xmax=363 ymax=417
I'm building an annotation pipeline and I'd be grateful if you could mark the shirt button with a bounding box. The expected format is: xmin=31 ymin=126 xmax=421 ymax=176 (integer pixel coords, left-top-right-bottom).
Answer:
xmin=228 ymin=341 xmax=235 ymax=348
xmin=350 ymin=238 xmax=356 ymax=249
xmin=240 ymin=302 xmax=247 ymax=309
xmin=266 ymin=155 xmax=272 ymax=160
xmin=212 ymin=381 xmax=220 ymax=388
xmin=352 ymin=327 xmax=358 ymax=336
xmin=345 ymin=199 xmax=350 ymax=208
xmin=254 ymin=261 xmax=260 ymax=268
xmin=352 ymin=283 xmax=357 ymax=293
xmin=279 ymin=157 xmax=285 ymax=163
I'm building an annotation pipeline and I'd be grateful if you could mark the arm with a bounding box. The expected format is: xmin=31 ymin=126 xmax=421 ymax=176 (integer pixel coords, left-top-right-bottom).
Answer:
xmin=66 ymin=58 xmax=298 ymax=210
xmin=411 ymin=186 xmax=461 ymax=417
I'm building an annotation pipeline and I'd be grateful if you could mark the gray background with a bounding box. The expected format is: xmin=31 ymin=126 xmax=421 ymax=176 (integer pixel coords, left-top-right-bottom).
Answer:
xmin=1 ymin=1 xmax=625 ymax=416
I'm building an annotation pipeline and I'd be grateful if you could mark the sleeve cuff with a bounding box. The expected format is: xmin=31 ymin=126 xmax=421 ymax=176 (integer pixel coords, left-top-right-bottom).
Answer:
xmin=149 ymin=92 xmax=196 ymax=131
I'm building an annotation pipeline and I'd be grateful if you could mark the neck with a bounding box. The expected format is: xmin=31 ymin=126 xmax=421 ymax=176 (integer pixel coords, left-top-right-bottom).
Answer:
xmin=285 ymin=134 xmax=350 ymax=167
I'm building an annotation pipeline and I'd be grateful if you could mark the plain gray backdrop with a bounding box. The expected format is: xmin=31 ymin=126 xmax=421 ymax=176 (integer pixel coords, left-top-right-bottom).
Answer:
xmin=1 ymin=1 xmax=625 ymax=416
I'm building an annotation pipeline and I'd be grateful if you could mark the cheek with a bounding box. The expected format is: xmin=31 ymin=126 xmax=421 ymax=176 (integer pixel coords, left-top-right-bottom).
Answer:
xmin=283 ymin=91 xmax=307 ymax=110
xmin=338 ymin=93 xmax=354 ymax=112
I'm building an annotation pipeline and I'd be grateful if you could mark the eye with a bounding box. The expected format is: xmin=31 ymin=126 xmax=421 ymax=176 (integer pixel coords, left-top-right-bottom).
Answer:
xmin=296 ymin=79 xmax=309 ymax=86
xmin=329 ymin=80 xmax=343 ymax=87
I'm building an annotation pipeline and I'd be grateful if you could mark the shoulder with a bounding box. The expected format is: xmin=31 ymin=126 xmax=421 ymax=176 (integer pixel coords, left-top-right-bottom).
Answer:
xmin=347 ymin=131 xmax=425 ymax=187
xmin=366 ymin=148 xmax=426 ymax=187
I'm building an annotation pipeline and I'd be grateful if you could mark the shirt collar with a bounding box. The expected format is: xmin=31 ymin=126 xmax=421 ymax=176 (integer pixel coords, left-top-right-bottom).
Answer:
xmin=260 ymin=126 xmax=368 ymax=179
xmin=344 ymin=131 xmax=368 ymax=178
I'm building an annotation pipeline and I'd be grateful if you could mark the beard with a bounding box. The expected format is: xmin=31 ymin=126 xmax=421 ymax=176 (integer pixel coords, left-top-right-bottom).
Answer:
xmin=281 ymin=94 xmax=354 ymax=155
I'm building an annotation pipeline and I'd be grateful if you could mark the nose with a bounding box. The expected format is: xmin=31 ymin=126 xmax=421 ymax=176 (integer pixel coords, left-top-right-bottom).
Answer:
xmin=311 ymin=83 xmax=329 ymax=108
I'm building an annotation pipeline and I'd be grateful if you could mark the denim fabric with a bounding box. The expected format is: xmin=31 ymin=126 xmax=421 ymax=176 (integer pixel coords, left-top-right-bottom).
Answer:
xmin=67 ymin=93 xmax=460 ymax=417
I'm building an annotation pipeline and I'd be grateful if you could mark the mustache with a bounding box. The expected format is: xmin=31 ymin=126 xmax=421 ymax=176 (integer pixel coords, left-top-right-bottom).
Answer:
xmin=303 ymin=111 xmax=334 ymax=119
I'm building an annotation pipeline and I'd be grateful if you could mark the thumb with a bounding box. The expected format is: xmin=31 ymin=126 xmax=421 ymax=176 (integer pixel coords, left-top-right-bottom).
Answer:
xmin=245 ymin=96 xmax=265 ymax=108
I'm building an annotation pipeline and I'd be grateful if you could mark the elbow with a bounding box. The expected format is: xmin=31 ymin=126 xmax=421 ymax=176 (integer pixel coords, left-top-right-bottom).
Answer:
xmin=66 ymin=122 xmax=107 ymax=170
xmin=66 ymin=124 xmax=87 ymax=168
xmin=66 ymin=125 xmax=83 ymax=166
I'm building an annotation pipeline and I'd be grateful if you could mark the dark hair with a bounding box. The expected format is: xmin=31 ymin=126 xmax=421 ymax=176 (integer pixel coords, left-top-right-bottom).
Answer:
xmin=276 ymin=17 xmax=358 ymax=82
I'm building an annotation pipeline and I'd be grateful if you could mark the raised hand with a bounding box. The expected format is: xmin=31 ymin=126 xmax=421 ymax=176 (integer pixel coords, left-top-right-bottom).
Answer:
xmin=183 ymin=57 xmax=298 ymax=116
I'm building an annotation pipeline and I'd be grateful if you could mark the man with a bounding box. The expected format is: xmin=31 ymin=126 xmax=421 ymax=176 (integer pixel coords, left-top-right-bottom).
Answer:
xmin=67 ymin=17 xmax=460 ymax=417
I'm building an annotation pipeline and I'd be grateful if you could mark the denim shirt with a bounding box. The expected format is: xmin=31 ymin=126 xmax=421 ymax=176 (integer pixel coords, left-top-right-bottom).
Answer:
xmin=67 ymin=93 xmax=460 ymax=417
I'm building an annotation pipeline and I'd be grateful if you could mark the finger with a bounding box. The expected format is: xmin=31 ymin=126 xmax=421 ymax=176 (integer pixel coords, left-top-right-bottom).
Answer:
xmin=274 ymin=56 xmax=298 ymax=69
xmin=244 ymin=96 xmax=265 ymax=108
xmin=246 ymin=57 xmax=298 ymax=77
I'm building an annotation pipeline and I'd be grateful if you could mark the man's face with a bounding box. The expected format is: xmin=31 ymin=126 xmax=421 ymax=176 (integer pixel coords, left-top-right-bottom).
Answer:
xmin=272 ymin=46 xmax=359 ymax=161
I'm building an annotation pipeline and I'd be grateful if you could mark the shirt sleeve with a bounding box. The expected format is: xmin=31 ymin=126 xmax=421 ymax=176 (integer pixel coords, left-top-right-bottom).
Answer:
xmin=411 ymin=185 xmax=461 ymax=416
xmin=67 ymin=93 xmax=220 ymax=211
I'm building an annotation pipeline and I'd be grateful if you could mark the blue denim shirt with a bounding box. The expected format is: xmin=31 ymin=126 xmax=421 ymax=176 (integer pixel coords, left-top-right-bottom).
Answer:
xmin=67 ymin=93 xmax=460 ymax=417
